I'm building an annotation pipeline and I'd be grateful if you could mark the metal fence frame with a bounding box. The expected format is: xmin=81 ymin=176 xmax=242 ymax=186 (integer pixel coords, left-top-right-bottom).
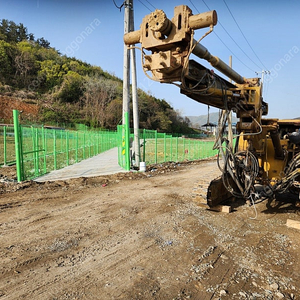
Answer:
xmin=0 ymin=125 xmax=16 ymax=166
xmin=12 ymin=110 xmax=119 ymax=181
xmin=1 ymin=110 xmax=218 ymax=181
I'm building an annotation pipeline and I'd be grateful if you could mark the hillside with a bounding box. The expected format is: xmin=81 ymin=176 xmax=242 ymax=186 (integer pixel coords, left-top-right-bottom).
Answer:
xmin=0 ymin=19 xmax=194 ymax=133
xmin=188 ymin=112 xmax=238 ymax=128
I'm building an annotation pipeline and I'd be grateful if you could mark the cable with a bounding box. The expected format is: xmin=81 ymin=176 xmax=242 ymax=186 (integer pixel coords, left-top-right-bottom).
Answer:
xmin=190 ymin=0 xmax=260 ymax=74
xmin=188 ymin=0 xmax=199 ymax=13
xmin=181 ymin=25 xmax=214 ymax=90
xmin=249 ymin=193 xmax=258 ymax=220
xmin=223 ymin=0 xmax=268 ymax=70
xmin=144 ymin=0 xmax=156 ymax=10
xmin=112 ymin=0 xmax=125 ymax=11
xmin=214 ymin=31 xmax=256 ymax=73
xmin=137 ymin=0 xmax=152 ymax=12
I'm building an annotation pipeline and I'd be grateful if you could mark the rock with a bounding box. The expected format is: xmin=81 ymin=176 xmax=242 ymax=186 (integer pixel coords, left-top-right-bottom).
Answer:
xmin=239 ymin=291 xmax=247 ymax=298
xmin=275 ymin=292 xmax=284 ymax=299
xmin=269 ymin=283 xmax=279 ymax=291
xmin=220 ymin=289 xmax=227 ymax=296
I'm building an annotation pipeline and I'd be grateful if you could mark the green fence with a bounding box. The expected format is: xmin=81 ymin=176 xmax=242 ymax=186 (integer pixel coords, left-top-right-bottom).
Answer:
xmin=2 ymin=111 xmax=218 ymax=181
xmin=12 ymin=110 xmax=119 ymax=181
xmin=0 ymin=125 xmax=16 ymax=166
xmin=19 ymin=127 xmax=119 ymax=180
xmin=139 ymin=129 xmax=217 ymax=165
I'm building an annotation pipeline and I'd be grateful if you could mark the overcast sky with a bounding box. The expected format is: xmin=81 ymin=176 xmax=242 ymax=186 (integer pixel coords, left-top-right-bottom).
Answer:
xmin=1 ymin=0 xmax=300 ymax=119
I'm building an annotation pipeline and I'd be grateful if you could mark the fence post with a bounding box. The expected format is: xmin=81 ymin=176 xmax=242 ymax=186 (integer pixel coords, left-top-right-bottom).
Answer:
xmin=34 ymin=127 xmax=39 ymax=177
xmin=3 ymin=126 xmax=7 ymax=166
xmin=143 ymin=129 xmax=146 ymax=162
xmin=176 ymin=136 xmax=178 ymax=162
xmin=42 ymin=126 xmax=47 ymax=174
xmin=183 ymin=138 xmax=186 ymax=159
xmin=164 ymin=133 xmax=166 ymax=162
xmin=83 ymin=132 xmax=86 ymax=160
xmin=88 ymin=132 xmax=91 ymax=158
xmin=53 ymin=130 xmax=57 ymax=170
xmin=13 ymin=110 xmax=23 ymax=182
xmin=155 ymin=131 xmax=158 ymax=164
xmin=76 ymin=131 xmax=79 ymax=163
xmin=124 ymin=112 xmax=130 ymax=171
xmin=96 ymin=133 xmax=99 ymax=154
xmin=66 ymin=131 xmax=69 ymax=166
xmin=170 ymin=136 xmax=173 ymax=161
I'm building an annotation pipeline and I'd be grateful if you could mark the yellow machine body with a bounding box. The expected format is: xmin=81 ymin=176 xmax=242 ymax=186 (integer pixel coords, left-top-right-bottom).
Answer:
xmin=125 ymin=5 xmax=300 ymax=206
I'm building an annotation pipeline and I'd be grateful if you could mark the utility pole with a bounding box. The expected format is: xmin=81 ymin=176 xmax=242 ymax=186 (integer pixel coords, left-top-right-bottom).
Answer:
xmin=255 ymin=70 xmax=270 ymax=94
xmin=122 ymin=0 xmax=140 ymax=169
xmin=129 ymin=0 xmax=140 ymax=167
xmin=122 ymin=0 xmax=131 ymax=170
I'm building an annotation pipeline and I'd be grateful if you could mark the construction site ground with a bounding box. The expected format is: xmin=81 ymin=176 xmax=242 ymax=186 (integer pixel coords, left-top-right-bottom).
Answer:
xmin=0 ymin=159 xmax=300 ymax=300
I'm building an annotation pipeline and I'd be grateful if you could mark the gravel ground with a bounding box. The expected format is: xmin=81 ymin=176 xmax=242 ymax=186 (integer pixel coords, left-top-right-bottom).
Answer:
xmin=0 ymin=160 xmax=300 ymax=299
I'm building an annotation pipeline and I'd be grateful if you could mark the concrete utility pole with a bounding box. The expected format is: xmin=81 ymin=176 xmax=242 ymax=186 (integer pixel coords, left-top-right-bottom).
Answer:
xmin=129 ymin=0 xmax=140 ymax=166
xmin=122 ymin=0 xmax=131 ymax=171
xmin=122 ymin=0 xmax=140 ymax=168
xmin=122 ymin=0 xmax=130 ymax=123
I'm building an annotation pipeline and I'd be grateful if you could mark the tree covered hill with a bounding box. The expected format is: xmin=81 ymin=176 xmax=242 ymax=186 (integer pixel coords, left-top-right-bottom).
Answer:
xmin=0 ymin=19 xmax=193 ymax=133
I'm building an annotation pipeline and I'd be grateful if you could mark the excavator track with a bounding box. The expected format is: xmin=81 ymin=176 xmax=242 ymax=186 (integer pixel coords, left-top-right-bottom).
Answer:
xmin=192 ymin=163 xmax=233 ymax=208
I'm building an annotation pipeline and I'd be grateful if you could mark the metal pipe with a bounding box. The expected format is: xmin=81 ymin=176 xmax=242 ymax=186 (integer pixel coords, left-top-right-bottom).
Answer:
xmin=270 ymin=130 xmax=284 ymax=159
xmin=124 ymin=9 xmax=217 ymax=45
xmin=189 ymin=10 xmax=217 ymax=30
xmin=192 ymin=40 xmax=245 ymax=84
xmin=124 ymin=30 xmax=140 ymax=45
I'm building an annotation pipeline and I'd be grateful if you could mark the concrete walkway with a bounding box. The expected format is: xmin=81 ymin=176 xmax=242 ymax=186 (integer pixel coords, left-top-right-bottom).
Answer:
xmin=35 ymin=147 xmax=127 ymax=182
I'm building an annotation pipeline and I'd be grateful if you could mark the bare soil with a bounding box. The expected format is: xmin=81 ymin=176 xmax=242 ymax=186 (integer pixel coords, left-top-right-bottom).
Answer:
xmin=0 ymin=160 xmax=300 ymax=300
xmin=0 ymin=95 xmax=38 ymax=122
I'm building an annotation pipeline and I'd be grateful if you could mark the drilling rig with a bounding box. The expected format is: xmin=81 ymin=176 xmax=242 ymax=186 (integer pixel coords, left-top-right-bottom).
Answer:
xmin=124 ymin=5 xmax=300 ymax=207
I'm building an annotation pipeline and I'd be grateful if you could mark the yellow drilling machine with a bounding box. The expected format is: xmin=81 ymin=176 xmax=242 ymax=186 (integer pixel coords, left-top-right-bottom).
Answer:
xmin=124 ymin=5 xmax=300 ymax=207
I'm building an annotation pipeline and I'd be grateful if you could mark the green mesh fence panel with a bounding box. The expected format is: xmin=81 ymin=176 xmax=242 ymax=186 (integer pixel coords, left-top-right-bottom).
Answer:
xmin=6 ymin=119 xmax=225 ymax=181
xmin=0 ymin=125 xmax=16 ymax=166
xmin=140 ymin=129 xmax=218 ymax=165
xmin=19 ymin=126 xmax=119 ymax=180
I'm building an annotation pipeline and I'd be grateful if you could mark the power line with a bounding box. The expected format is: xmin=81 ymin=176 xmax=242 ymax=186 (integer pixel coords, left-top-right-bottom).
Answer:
xmin=213 ymin=31 xmax=256 ymax=73
xmin=189 ymin=0 xmax=256 ymax=73
xmin=112 ymin=0 xmax=125 ymax=11
xmin=223 ymin=0 xmax=268 ymax=70
xmin=137 ymin=0 xmax=152 ymax=12
xmin=144 ymin=0 xmax=156 ymax=10
xmin=201 ymin=0 xmax=263 ymax=71
xmin=188 ymin=0 xmax=199 ymax=14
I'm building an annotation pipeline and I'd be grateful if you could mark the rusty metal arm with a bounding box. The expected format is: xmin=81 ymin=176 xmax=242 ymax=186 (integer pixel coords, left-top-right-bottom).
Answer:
xmin=192 ymin=40 xmax=245 ymax=84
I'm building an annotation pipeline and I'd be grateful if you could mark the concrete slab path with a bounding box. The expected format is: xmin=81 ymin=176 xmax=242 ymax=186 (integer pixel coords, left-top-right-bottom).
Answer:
xmin=35 ymin=147 xmax=127 ymax=182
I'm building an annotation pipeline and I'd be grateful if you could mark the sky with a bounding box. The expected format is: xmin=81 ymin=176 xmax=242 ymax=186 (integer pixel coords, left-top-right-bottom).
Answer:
xmin=1 ymin=0 xmax=300 ymax=119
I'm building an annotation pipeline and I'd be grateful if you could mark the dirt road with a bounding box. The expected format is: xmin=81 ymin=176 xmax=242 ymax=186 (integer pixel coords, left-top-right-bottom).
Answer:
xmin=0 ymin=160 xmax=300 ymax=299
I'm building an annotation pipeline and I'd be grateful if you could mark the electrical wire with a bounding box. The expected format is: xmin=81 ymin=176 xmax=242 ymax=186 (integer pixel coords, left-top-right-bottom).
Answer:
xmin=143 ymin=0 xmax=156 ymax=10
xmin=189 ymin=0 xmax=260 ymax=74
xmin=137 ymin=0 xmax=152 ymax=12
xmin=112 ymin=0 xmax=125 ymax=11
xmin=223 ymin=0 xmax=268 ymax=71
xmin=214 ymin=31 xmax=256 ymax=73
